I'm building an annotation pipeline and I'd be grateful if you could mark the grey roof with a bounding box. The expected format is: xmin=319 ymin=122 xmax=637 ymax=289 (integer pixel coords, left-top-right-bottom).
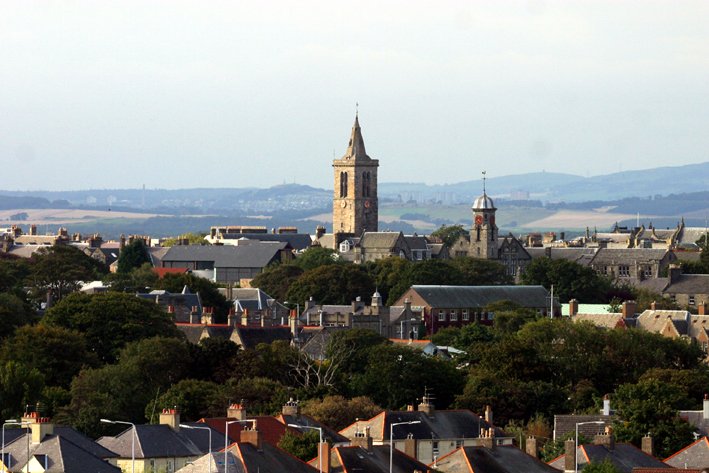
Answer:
xmin=404 ymin=285 xmax=551 ymax=309
xmin=359 ymin=232 xmax=404 ymax=250
xmin=590 ymin=248 xmax=673 ymax=265
xmin=665 ymin=436 xmax=709 ymax=469
xmin=162 ymin=244 xmax=284 ymax=269
xmin=549 ymin=443 xmax=668 ymax=473
xmin=4 ymin=434 xmax=121 ymax=473
xmin=331 ymin=445 xmax=430 ymax=473
xmin=553 ymin=415 xmax=613 ymax=441
xmin=176 ymin=451 xmax=244 ymax=473
xmin=136 ymin=289 xmax=202 ymax=323
xmin=678 ymin=227 xmax=709 ymax=246
xmin=53 ymin=426 xmax=119 ymax=459
xmin=98 ymin=424 xmax=225 ymax=459
xmin=404 ymin=235 xmax=429 ymax=251
xmin=632 ymin=277 xmax=670 ymax=293
xmin=235 ymin=326 xmax=291 ymax=349
xmin=437 ymin=445 xmax=561 ymax=473
xmin=218 ymin=233 xmax=312 ymax=251
xmin=526 ymin=247 xmax=597 ymax=265
xmin=635 ymin=310 xmax=691 ymax=334
xmin=665 ymin=274 xmax=709 ymax=294
xmin=278 ymin=413 xmax=348 ymax=443
xmin=231 ymin=441 xmax=318 ymax=473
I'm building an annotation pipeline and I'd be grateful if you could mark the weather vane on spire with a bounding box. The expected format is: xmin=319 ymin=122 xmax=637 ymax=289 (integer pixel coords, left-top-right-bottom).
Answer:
xmin=482 ymin=170 xmax=487 ymax=194
xmin=356 ymin=102 xmax=359 ymax=118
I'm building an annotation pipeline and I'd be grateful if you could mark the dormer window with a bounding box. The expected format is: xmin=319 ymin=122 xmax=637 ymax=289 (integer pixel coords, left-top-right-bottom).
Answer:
xmin=339 ymin=240 xmax=351 ymax=252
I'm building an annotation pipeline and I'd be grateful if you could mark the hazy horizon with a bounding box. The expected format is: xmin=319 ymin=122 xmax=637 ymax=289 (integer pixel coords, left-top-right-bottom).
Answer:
xmin=2 ymin=1 xmax=708 ymax=191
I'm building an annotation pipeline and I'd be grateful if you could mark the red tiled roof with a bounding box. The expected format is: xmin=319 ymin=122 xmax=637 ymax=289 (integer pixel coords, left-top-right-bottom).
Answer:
xmin=198 ymin=416 xmax=301 ymax=447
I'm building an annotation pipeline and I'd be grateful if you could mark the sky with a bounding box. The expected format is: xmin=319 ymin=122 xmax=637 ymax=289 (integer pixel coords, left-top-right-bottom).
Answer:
xmin=1 ymin=1 xmax=708 ymax=191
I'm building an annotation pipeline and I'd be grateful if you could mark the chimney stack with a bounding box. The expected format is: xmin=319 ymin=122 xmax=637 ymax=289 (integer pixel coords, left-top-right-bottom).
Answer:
xmin=479 ymin=427 xmax=494 ymax=449
xmin=602 ymin=395 xmax=611 ymax=416
xmin=568 ymin=299 xmax=579 ymax=317
xmin=621 ymin=300 xmax=637 ymax=318
xmin=404 ymin=433 xmax=417 ymax=458
xmin=282 ymin=398 xmax=300 ymax=416
xmin=650 ymin=301 xmax=657 ymax=310
xmin=564 ymin=439 xmax=576 ymax=473
xmin=593 ymin=426 xmax=615 ymax=451
xmin=160 ymin=408 xmax=180 ymax=431
xmin=351 ymin=426 xmax=373 ymax=451
xmin=668 ymin=264 xmax=682 ymax=283
xmin=417 ymin=395 xmax=434 ymax=416
xmin=525 ymin=436 xmax=538 ymax=458
xmin=320 ymin=441 xmax=331 ymax=473
xmin=698 ymin=302 xmax=707 ymax=316
xmin=22 ymin=412 xmax=54 ymax=445
xmin=240 ymin=421 xmax=262 ymax=450
xmin=228 ymin=403 xmax=247 ymax=420
xmin=703 ymin=394 xmax=709 ymax=420
xmin=641 ymin=434 xmax=654 ymax=457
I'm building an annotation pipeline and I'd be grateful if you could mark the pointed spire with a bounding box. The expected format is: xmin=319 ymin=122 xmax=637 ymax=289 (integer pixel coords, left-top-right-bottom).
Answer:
xmin=343 ymin=113 xmax=369 ymax=160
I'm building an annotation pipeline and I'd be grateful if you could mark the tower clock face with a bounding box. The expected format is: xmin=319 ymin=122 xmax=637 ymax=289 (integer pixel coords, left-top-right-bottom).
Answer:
xmin=475 ymin=215 xmax=483 ymax=225
xmin=341 ymin=201 xmax=347 ymax=208
xmin=364 ymin=200 xmax=371 ymax=208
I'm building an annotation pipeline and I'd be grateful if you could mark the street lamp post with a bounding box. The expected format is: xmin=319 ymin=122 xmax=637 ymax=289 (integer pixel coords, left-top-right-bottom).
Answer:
xmin=179 ymin=425 xmax=212 ymax=473
xmin=224 ymin=420 xmax=255 ymax=473
xmin=390 ymin=421 xmax=421 ymax=473
xmin=288 ymin=424 xmax=323 ymax=473
xmin=575 ymin=421 xmax=605 ymax=473
xmin=101 ymin=419 xmax=136 ymax=473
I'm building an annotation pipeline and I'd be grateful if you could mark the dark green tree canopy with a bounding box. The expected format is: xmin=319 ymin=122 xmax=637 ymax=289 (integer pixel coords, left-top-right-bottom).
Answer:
xmin=430 ymin=224 xmax=468 ymax=248
xmin=286 ymin=264 xmax=375 ymax=306
xmin=250 ymin=264 xmax=304 ymax=301
xmin=27 ymin=245 xmax=107 ymax=302
xmin=116 ymin=239 xmax=151 ymax=274
xmin=42 ymin=292 xmax=182 ymax=363
xmin=293 ymin=247 xmax=340 ymax=271
xmin=520 ymin=257 xmax=613 ymax=303
xmin=155 ymin=273 xmax=231 ymax=321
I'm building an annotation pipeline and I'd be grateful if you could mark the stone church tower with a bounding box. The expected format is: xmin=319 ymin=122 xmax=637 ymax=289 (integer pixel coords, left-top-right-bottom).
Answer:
xmin=332 ymin=114 xmax=379 ymax=239
xmin=470 ymin=174 xmax=498 ymax=259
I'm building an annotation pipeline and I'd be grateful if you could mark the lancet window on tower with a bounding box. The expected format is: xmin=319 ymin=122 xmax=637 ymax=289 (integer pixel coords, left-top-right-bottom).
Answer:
xmin=340 ymin=172 xmax=348 ymax=197
xmin=362 ymin=171 xmax=371 ymax=197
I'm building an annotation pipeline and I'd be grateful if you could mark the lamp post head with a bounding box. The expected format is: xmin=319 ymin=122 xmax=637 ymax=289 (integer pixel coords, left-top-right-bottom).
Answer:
xmin=100 ymin=419 xmax=115 ymax=424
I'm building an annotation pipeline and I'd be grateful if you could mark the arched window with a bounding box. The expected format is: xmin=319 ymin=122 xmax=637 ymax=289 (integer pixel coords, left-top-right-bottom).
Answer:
xmin=340 ymin=172 xmax=348 ymax=197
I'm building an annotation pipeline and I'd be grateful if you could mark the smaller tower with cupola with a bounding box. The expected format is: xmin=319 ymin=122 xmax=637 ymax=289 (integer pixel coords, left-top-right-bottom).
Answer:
xmin=470 ymin=171 xmax=499 ymax=259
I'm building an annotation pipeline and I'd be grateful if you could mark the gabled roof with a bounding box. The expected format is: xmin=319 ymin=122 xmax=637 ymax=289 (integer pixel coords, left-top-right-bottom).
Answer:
xmin=234 ymin=325 xmax=291 ymax=349
xmin=553 ymin=415 xmax=613 ymax=441
xmin=359 ymin=232 xmax=405 ymax=250
xmin=340 ymin=409 xmax=505 ymax=442
xmin=590 ymin=248 xmax=674 ymax=266
xmin=4 ymin=433 xmax=121 ymax=473
xmin=435 ymin=445 xmax=560 ymax=473
xmin=231 ymin=440 xmax=318 ymax=472
xmin=175 ymin=451 xmax=243 ymax=472
xmin=547 ymin=443 xmax=668 ymax=473
xmin=198 ymin=417 xmax=300 ymax=447
xmin=327 ymin=445 xmax=429 ymax=473
xmin=399 ymin=285 xmax=550 ymax=309
xmin=572 ymin=313 xmax=627 ymax=330
xmin=162 ymin=244 xmax=284 ymax=269
xmin=218 ymin=233 xmax=312 ymax=251
xmin=97 ymin=423 xmax=225 ymax=459
xmin=664 ymin=274 xmax=709 ymax=294
xmin=635 ymin=310 xmax=690 ymax=334
xmin=404 ymin=235 xmax=429 ymax=251
xmin=664 ymin=436 xmax=709 ymax=469
xmin=276 ymin=413 xmax=349 ymax=443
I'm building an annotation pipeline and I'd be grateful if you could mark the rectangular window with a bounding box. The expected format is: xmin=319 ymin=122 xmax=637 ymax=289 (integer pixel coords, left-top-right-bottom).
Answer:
xmin=462 ymin=310 xmax=469 ymax=321
xmin=618 ymin=265 xmax=630 ymax=277
xmin=643 ymin=266 xmax=653 ymax=278
xmin=432 ymin=441 xmax=439 ymax=457
xmin=689 ymin=295 xmax=696 ymax=306
xmin=438 ymin=310 xmax=446 ymax=322
xmin=450 ymin=310 xmax=458 ymax=321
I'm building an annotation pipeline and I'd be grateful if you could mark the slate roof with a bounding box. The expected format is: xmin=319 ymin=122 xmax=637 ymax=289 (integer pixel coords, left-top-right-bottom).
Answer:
xmin=553 ymin=415 xmax=613 ymax=441
xmin=404 ymin=235 xmax=429 ymax=251
xmin=341 ymin=409 xmax=506 ymax=442
xmin=276 ymin=413 xmax=349 ymax=444
xmin=526 ymin=247 xmax=599 ymax=265
xmin=136 ymin=288 xmax=203 ymax=323
xmin=162 ymin=244 xmax=284 ymax=268
xmin=4 ymin=433 xmax=121 ymax=473
xmin=359 ymin=232 xmax=403 ymax=250
xmin=665 ymin=274 xmax=709 ymax=294
xmin=218 ymin=233 xmax=312 ymax=251
xmin=590 ymin=248 xmax=673 ymax=265
xmin=230 ymin=440 xmax=318 ymax=472
xmin=235 ymin=326 xmax=291 ymax=348
xmin=678 ymin=227 xmax=709 ymax=247
xmin=175 ymin=451 xmax=243 ymax=473
xmin=326 ymin=445 xmax=430 ymax=473
xmin=174 ymin=324 xmax=291 ymax=347
xmin=53 ymin=426 xmax=118 ymax=459
xmin=435 ymin=445 xmax=561 ymax=473
xmin=197 ymin=417 xmax=300 ymax=447
xmin=664 ymin=436 xmax=709 ymax=469
xmin=97 ymin=423 xmax=225 ymax=459
xmin=548 ymin=443 xmax=668 ymax=473
xmin=400 ymin=285 xmax=551 ymax=309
